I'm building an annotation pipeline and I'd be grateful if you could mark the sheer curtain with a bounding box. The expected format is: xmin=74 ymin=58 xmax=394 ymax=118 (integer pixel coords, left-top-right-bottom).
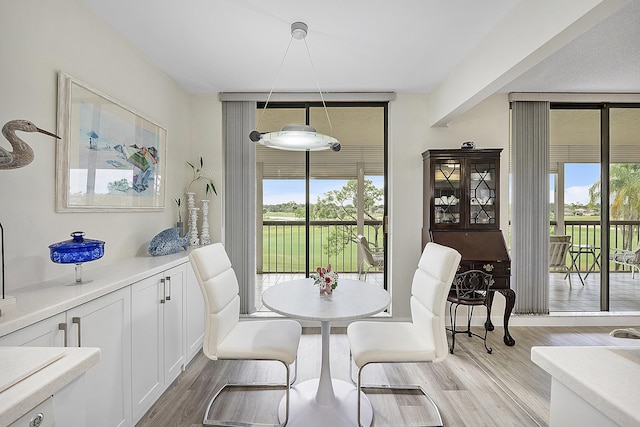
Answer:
xmin=223 ymin=101 xmax=256 ymax=314
xmin=511 ymin=101 xmax=550 ymax=314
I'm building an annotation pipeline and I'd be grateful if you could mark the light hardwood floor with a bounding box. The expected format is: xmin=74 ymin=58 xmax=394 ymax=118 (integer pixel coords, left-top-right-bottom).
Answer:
xmin=136 ymin=325 xmax=639 ymax=427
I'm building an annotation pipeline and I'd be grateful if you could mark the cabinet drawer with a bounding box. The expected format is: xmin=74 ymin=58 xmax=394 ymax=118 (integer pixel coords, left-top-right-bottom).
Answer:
xmin=9 ymin=396 xmax=54 ymax=427
xmin=460 ymin=261 xmax=509 ymax=275
xmin=458 ymin=261 xmax=510 ymax=289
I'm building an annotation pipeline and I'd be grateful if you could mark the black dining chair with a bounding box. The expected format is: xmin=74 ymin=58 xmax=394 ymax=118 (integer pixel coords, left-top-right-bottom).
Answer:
xmin=447 ymin=269 xmax=494 ymax=354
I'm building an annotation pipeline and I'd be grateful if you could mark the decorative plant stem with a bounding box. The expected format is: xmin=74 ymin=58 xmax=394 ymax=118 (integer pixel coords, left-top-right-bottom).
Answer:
xmin=187 ymin=156 xmax=217 ymax=197
xmin=174 ymin=197 xmax=182 ymax=223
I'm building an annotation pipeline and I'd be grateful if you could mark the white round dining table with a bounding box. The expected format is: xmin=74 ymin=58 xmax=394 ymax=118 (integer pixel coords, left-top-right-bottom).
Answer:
xmin=262 ymin=278 xmax=391 ymax=427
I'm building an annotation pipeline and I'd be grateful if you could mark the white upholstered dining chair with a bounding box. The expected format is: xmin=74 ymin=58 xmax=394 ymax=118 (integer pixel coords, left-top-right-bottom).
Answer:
xmin=347 ymin=242 xmax=461 ymax=426
xmin=189 ymin=243 xmax=302 ymax=426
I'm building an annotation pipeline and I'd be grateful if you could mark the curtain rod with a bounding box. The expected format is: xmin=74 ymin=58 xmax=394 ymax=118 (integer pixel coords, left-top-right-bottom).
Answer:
xmin=509 ymin=93 xmax=640 ymax=103
xmin=219 ymin=92 xmax=396 ymax=102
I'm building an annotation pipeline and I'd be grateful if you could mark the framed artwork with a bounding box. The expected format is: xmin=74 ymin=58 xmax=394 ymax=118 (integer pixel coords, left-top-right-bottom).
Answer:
xmin=56 ymin=71 xmax=167 ymax=212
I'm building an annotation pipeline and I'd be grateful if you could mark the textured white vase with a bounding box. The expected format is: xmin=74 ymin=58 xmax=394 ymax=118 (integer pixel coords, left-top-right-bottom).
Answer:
xmin=186 ymin=192 xmax=195 ymax=209
xmin=200 ymin=200 xmax=211 ymax=245
xmin=186 ymin=192 xmax=198 ymax=245
xmin=188 ymin=207 xmax=200 ymax=246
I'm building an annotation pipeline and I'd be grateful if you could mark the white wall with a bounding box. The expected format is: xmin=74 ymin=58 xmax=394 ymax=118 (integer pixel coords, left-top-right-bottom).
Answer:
xmin=187 ymin=95 xmax=224 ymax=243
xmin=0 ymin=1 xmax=511 ymax=317
xmin=388 ymin=93 xmax=510 ymax=318
xmin=0 ymin=0 xmax=198 ymax=289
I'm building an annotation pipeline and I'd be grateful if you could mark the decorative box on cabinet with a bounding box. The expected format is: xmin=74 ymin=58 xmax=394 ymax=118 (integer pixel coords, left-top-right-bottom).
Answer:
xmin=423 ymin=148 xmax=515 ymax=346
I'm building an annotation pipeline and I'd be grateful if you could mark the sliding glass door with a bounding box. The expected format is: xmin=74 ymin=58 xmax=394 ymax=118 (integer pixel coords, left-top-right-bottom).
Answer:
xmin=549 ymin=104 xmax=640 ymax=312
xmin=608 ymin=106 xmax=640 ymax=311
xmin=255 ymin=102 xmax=387 ymax=311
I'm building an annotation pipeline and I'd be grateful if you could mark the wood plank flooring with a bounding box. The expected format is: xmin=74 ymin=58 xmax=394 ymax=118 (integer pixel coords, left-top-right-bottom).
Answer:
xmin=136 ymin=325 xmax=639 ymax=427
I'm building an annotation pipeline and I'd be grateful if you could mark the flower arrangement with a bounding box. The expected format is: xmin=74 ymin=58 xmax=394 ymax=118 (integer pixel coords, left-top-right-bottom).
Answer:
xmin=312 ymin=264 xmax=339 ymax=295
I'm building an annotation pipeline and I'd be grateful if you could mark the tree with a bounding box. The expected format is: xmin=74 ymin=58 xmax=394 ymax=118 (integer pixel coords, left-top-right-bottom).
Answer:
xmin=589 ymin=163 xmax=640 ymax=248
xmin=312 ymin=179 xmax=384 ymax=257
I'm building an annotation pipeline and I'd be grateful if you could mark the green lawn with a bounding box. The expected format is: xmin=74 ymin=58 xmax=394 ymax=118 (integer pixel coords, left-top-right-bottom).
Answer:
xmin=262 ymin=224 xmax=382 ymax=273
xmin=555 ymin=216 xmax=639 ymax=271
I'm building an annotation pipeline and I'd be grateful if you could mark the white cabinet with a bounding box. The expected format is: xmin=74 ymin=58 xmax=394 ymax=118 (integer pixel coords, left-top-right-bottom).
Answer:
xmin=131 ymin=264 xmax=185 ymax=422
xmin=163 ymin=265 xmax=185 ymax=382
xmin=0 ymin=256 xmax=202 ymax=427
xmin=65 ymin=287 xmax=131 ymax=427
xmin=9 ymin=396 xmax=55 ymax=427
xmin=0 ymin=314 xmax=65 ymax=347
xmin=0 ymin=288 xmax=131 ymax=427
xmin=184 ymin=262 xmax=204 ymax=363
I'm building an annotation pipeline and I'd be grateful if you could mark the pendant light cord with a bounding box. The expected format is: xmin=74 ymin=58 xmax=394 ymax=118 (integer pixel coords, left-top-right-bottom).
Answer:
xmin=303 ymin=38 xmax=333 ymax=131
xmin=255 ymin=25 xmax=333 ymax=132
xmin=255 ymin=36 xmax=294 ymax=130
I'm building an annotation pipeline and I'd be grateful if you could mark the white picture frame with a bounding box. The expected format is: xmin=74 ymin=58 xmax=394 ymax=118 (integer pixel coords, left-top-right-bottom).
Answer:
xmin=56 ymin=71 xmax=167 ymax=212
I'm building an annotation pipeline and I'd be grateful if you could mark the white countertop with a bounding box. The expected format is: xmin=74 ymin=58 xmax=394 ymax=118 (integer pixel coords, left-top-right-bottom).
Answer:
xmin=0 ymin=252 xmax=189 ymax=337
xmin=0 ymin=346 xmax=100 ymax=426
xmin=531 ymin=345 xmax=640 ymax=426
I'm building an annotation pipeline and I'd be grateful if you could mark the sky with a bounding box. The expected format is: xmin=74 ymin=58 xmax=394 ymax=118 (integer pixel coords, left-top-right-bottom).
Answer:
xmin=263 ymin=176 xmax=384 ymax=205
xmin=557 ymin=163 xmax=600 ymax=205
xmin=264 ymin=165 xmax=601 ymax=206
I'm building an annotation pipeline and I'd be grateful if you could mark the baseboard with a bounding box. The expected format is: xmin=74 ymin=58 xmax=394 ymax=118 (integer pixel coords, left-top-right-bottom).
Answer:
xmin=248 ymin=310 xmax=640 ymax=328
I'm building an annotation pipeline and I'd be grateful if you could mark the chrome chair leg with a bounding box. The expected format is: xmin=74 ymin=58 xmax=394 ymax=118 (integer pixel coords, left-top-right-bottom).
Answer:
xmin=203 ymin=360 xmax=294 ymax=427
xmin=354 ymin=361 xmax=444 ymax=427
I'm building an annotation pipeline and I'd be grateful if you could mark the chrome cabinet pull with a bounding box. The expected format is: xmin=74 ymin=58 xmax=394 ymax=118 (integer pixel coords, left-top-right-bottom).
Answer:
xmin=165 ymin=276 xmax=172 ymax=301
xmin=58 ymin=323 xmax=67 ymax=347
xmin=72 ymin=317 xmax=81 ymax=347
xmin=160 ymin=278 xmax=166 ymax=304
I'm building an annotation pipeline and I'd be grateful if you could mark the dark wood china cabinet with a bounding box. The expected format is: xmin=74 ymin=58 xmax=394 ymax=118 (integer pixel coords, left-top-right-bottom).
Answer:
xmin=422 ymin=148 xmax=515 ymax=346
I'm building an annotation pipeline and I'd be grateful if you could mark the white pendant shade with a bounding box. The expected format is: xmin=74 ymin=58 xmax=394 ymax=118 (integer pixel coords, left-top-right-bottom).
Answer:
xmin=258 ymin=124 xmax=340 ymax=152
xmin=250 ymin=22 xmax=340 ymax=152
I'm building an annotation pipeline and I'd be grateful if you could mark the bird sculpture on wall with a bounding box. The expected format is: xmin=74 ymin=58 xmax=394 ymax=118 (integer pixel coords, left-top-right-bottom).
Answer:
xmin=1 ymin=119 xmax=60 ymax=170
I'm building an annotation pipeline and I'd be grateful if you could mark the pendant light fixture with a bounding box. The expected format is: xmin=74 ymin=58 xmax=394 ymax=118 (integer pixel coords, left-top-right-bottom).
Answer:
xmin=249 ymin=22 xmax=341 ymax=152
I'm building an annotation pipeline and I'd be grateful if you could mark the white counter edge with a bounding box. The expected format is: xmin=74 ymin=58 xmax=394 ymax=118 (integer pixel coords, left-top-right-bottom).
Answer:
xmin=0 ymin=347 xmax=100 ymax=425
xmin=531 ymin=345 xmax=640 ymax=426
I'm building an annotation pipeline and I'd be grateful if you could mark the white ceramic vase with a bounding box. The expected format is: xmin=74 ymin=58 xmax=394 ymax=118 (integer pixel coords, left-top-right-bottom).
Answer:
xmin=200 ymin=200 xmax=211 ymax=245
xmin=188 ymin=207 xmax=199 ymax=246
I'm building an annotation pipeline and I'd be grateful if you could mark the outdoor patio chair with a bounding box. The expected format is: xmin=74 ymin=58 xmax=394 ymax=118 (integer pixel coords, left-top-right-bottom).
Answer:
xmin=550 ymin=235 xmax=573 ymax=287
xmin=610 ymin=246 xmax=640 ymax=278
xmin=355 ymin=234 xmax=384 ymax=280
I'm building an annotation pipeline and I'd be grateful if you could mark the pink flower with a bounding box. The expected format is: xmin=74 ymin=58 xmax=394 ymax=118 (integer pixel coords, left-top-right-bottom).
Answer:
xmin=313 ymin=263 xmax=338 ymax=295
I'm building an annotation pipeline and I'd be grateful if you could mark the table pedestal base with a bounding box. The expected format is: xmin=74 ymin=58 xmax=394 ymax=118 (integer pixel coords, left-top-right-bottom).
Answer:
xmin=278 ymin=379 xmax=373 ymax=427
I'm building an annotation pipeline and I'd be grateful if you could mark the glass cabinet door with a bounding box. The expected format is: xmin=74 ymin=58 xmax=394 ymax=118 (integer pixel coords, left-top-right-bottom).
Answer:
xmin=433 ymin=161 xmax=461 ymax=225
xmin=469 ymin=160 xmax=497 ymax=225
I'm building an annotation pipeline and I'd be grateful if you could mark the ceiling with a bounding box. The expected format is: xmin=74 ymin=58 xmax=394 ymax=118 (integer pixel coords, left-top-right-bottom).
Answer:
xmin=82 ymin=0 xmax=640 ymax=98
